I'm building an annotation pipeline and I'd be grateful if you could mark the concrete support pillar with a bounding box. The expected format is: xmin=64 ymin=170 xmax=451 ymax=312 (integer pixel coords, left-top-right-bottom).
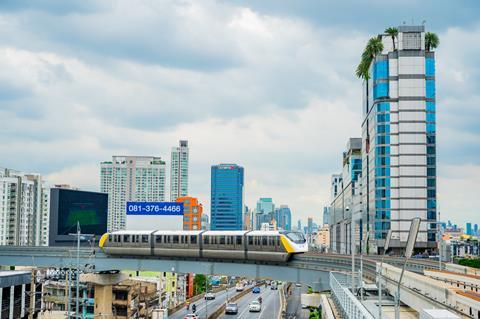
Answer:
xmin=9 ymin=286 xmax=13 ymax=319
xmin=94 ymin=285 xmax=113 ymax=318
xmin=0 ymin=287 xmax=3 ymax=319
xmin=21 ymin=284 xmax=25 ymax=318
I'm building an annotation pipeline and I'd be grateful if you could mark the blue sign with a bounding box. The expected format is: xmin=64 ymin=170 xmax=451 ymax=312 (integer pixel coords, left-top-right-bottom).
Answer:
xmin=126 ymin=202 xmax=184 ymax=215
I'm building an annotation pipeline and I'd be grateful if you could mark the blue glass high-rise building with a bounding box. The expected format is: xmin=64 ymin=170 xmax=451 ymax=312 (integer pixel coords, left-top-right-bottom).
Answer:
xmin=361 ymin=26 xmax=437 ymax=253
xmin=210 ymin=164 xmax=244 ymax=230
xmin=466 ymin=223 xmax=472 ymax=236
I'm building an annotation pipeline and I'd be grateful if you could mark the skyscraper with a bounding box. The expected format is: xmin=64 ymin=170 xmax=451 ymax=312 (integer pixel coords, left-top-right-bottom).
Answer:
xmin=101 ymin=156 xmax=166 ymax=231
xmin=360 ymin=25 xmax=437 ymax=253
xmin=170 ymin=140 xmax=189 ymax=201
xmin=255 ymin=197 xmax=275 ymax=230
xmin=323 ymin=206 xmax=331 ymax=225
xmin=276 ymin=205 xmax=292 ymax=231
xmin=466 ymin=223 xmax=472 ymax=236
xmin=210 ymin=164 xmax=244 ymax=230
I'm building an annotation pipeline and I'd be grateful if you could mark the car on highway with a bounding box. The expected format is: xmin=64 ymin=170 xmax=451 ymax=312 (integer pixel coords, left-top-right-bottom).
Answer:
xmin=295 ymin=283 xmax=302 ymax=287
xmin=205 ymin=292 xmax=215 ymax=300
xmin=252 ymin=287 xmax=261 ymax=294
xmin=249 ymin=300 xmax=261 ymax=312
xmin=225 ymin=303 xmax=238 ymax=315
xmin=184 ymin=314 xmax=198 ymax=319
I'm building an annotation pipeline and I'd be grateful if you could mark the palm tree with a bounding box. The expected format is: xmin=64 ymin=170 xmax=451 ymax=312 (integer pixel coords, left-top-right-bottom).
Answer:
xmin=356 ymin=36 xmax=384 ymax=80
xmin=425 ymin=32 xmax=440 ymax=51
xmin=384 ymin=27 xmax=398 ymax=51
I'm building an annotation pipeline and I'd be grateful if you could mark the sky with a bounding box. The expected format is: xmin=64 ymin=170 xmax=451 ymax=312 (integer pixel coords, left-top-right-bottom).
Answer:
xmin=0 ymin=0 xmax=479 ymax=227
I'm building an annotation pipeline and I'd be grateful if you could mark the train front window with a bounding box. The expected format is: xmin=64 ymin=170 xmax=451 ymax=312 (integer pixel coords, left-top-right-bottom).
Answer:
xmin=283 ymin=231 xmax=306 ymax=244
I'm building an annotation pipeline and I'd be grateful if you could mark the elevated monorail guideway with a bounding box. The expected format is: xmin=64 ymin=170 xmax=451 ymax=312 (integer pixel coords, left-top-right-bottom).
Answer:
xmin=0 ymin=246 xmax=441 ymax=293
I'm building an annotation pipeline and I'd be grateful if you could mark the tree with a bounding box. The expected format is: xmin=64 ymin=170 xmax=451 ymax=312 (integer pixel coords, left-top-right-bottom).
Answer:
xmin=384 ymin=27 xmax=398 ymax=51
xmin=193 ymin=274 xmax=209 ymax=295
xmin=425 ymin=32 xmax=440 ymax=51
xmin=356 ymin=36 xmax=384 ymax=80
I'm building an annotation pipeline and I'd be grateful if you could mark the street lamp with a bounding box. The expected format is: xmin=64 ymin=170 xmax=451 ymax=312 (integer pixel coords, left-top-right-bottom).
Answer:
xmin=394 ymin=217 xmax=421 ymax=319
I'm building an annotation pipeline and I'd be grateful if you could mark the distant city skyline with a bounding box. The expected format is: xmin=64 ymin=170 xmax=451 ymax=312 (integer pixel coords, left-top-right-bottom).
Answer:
xmin=1 ymin=2 xmax=479 ymax=225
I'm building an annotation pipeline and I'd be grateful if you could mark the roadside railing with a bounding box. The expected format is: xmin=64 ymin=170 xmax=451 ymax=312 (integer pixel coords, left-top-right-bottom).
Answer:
xmin=329 ymin=272 xmax=374 ymax=319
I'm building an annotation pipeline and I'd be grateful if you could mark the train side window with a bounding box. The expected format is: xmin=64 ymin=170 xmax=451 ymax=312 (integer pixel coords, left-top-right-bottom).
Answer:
xmin=123 ymin=235 xmax=130 ymax=242
xmin=277 ymin=236 xmax=281 ymax=246
xmin=166 ymin=236 xmax=171 ymax=244
xmin=180 ymin=236 xmax=184 ymax=244
xmin=156 ymin=235 xmax=162 ymax=244
xmin=269 ymin=237 xmax=274 ymax=246
xmin=219 ymin=236 xmax=225 ymax=245
xmin=142 ymin=235 xmax=149 ymax=243
xmin=173 ymin=235 xmax=179 ymax=244
xmin=248 ymin=237 xmax=253 ymax=245
xmin=236 ymin=236 xmax=242 ymax=245
xmin=204 ymin=236 xmax=209 ymax=244
xmin=190 ymin=236 xmax=197 ymax=244
xmin=108 ymin=235 xmax=112 ymax=242
xmin=262 ymin=236 xmax=267 ymax=246
xmin=230 ymin=236 xmax=234 ymax=245
xmin=256 ymin=237 xmax=260 ymax=246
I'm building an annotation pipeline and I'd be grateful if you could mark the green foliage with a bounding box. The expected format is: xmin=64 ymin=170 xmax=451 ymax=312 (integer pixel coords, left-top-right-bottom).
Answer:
xmin=458 ymin=258 xmax=480 ymax=269
xmin=309 ymin=309 xmax=321 ymax=319
xmin=307 ymin=286 xmax=313 ymax=294
xmin=384 ymin=27 xmax=398 ymax=51
xmin=194 ymin=274 xmax=211 ymax=295
xmin=356 ymin=36 xmax=384 ymax=80
xmin=425 ymin=32 xmax=440 ymax=51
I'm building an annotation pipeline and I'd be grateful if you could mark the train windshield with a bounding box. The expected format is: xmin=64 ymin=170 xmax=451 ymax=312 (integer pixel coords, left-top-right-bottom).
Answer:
xmin=282 ymin=231 xmax=306 ymax=244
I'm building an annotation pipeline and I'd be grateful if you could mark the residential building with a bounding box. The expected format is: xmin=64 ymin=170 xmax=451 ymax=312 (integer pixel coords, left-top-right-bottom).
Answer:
xmin=177 ymin=196 xmax=202 ymax=230
xmin=0 ymin=270 xmax=41 ymax=319
xmin=255 ymin=198 xmax=275 ymax=230
xmin=40 ymin=187 xmax=50 ymax=246
xmin=360 ymin=25 xmax=437 ymax=254
xmin=100 ymin=156 xmax=166 ymax=231
xmin=329 ymin=138 xmax=363 ymax=254
xmin=210 ymin=164 xmax=244 ymax=230
xmin=275 ymin=205 xmax=292 ymax=231
xmin=170 ymin=140 xmax=189 ymax=201
xmin=311 ymin=225 xmax=330 ymax=252
xmin=0 ymin=167 xmax=48 ymax=246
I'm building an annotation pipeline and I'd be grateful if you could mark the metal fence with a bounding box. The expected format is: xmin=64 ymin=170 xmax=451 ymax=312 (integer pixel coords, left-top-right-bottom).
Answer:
xmin=329 ymin=272 xmax=374 ymax=319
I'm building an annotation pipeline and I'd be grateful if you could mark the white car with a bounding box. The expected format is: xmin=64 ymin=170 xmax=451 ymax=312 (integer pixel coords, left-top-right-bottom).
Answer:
xmin=249 ymin=300 xmax=261 ymax=312
xmin=205 ymin=292 xmax=215 ymax=300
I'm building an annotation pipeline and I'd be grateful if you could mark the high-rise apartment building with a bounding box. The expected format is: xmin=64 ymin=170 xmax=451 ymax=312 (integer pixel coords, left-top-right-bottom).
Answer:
xmin=329 ymin=138 xmax=363 ymax=254
xmin=176 ymin=196 xmax=202 ymax=230
xmin=0 ymin=168 xmax=48 ymax=246
xmin=360 ymin=25 xmax=437 ymax=253
xmin=323 ymin=206 xmax=331 ymax=226
xmin=170 ymin=140 xmax=189 ymax=201
xmin=210 ymin=164 xmax=244 ymax=230
xmin=100 ymin=156 xmax=166 ymax=231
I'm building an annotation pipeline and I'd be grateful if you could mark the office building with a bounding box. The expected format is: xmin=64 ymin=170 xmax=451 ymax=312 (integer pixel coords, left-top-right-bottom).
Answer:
xmin=474 ymin=224 xmax=479 ymax=236
xmin=210 ymin=164 xmax=244 ymax=230
xmin=255 ymin=197 xmax=275 ymax=230
xmin=323 ymin=206 xmax=331 ymax=225
xmin=276 ymin=205 xmax=292 ymax=231
xmin=201 ymin=213 xmax=210 ymax=230
xmin=329 ymin=138 xmax=363 ymax=254
xmin=307 ymin=217 xmax=313 ymax=234
xmin=297 ymin=220 xmax=302 ymax=232
xmin=170 ymin=140 xmax=189 ymax=201
xmin=466 ymin=223 xmax=472 ymax=236
xmin=100 ymin=156 xmax=166 ymax=231
xmin=48 ymin=187 xmax=108 ymax=246
xmin=331 ymin=174 xmax=343 ymax=202
xmin=0 ymin=167 xmax=48 ymax=246
xmin=360 ymin=25 xmax=437 ymax=253
xmin=177 ymin=196 xmax=202 ymax=230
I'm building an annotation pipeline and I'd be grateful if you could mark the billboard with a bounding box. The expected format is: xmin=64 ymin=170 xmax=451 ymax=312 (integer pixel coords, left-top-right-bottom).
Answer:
xmin=126 ymin=202 xmax=184 ymax=231
xmin=49 ymin=188 xmax=108 ymax=246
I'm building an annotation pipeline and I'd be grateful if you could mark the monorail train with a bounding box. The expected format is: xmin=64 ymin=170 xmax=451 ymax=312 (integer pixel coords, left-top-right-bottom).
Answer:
xmin=99 ymin=230 xmax=307 ymax=262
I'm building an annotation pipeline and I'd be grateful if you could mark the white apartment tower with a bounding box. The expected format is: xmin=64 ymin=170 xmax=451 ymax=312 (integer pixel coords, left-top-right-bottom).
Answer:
xmin=170 ymin=140 xmax=189 ymax=201
xmin=0 ymin=167 xmax=48 ymax=246
xmin=101 ymin=156 xmax=166 ymax=231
